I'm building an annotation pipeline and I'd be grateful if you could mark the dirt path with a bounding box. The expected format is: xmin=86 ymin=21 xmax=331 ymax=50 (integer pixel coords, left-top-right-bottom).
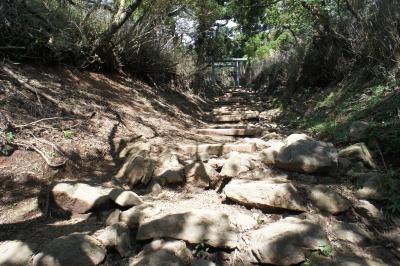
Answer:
xmin=1 ymin=81 xmax=399 ymax=266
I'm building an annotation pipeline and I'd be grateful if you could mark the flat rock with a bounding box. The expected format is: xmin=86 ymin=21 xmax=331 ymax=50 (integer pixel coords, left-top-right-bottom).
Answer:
xmin=223 ymin=179 xmax=306 ymax=212
xmin=108 ymin=189 xmax=143 ymax=207
xmin=332 ymin=221 xmax=371 ymax=244
xmin=179 ymin=143 xmax=256 ymax=157
xmin=196 ymin=128 xmax=261 ymax=137
xmin=0 ymin=240 xmax=33 ymax=266
xmin=154 ymin=151 xmax=185 ymax=185
xmin=52 ymin=183 xmax=110 ymax=214
xmin=209 ymin=113 xmax=259 ymax=123
xmin=247 ymin=217 xmax=328 ymax=265
xmin=308 ymin=185 xmax=351 ymax=214
xmin=129 ymin=239 xmax=193 ymax=266
xmin=220 ymin=152 xmax=253 ymax=177
xmin=136 ymin=209 xmax=239 ymax=248
xmin=94 ymin=222 xmax=132 ymax=257
xmin=120 ymin=204 xmax=161 ymax=228
xmin=33 ymin=233 xmax=106 ymax=266
xmin=276 ymin=135 xmax=338 ymax=174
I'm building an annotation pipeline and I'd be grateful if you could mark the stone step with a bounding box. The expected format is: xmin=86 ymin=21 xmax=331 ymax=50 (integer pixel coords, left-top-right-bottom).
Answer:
xmin=210 ymin=110 xmax=260 ymax=116
xmin=207 ymin=113 xmax=260 ymax=123
xmin=179 ymin=143 xmax=257 ymax=156
xmin=214 ymin=101 xmax=264 ymax=107
xmin=196 ymin=128 xmax=262 ymax=137
xmin=222 ymin=92 xmax=258 ymax=98
xmin=214 ymin=97 xmax=262 ymax=103
xmin=207 ymin=123 xmax=259 ymax=129
xmin=211 ymin=106 xmax=263 ymax=113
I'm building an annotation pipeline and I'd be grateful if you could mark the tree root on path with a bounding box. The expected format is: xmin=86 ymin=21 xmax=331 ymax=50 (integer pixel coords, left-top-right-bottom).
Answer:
xmin=14 ymin=141 xmax=67 ymax=168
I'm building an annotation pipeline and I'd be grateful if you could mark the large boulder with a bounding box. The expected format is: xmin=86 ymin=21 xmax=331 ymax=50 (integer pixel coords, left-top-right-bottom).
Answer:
xmin=223 ymin=179 xmax=306 ymax=212
xmin=136 ymin=210 xmax=238 ymax=248
xmin=0 ymin=240 xmax=33 ymax=266
xmin=94 ymin=222 xmax=132 ymax=257
xmin=220 ymin=152 xmax=253 ymax=177
xmin=108 ymin=189 xmax=143 ymax=207
xmin=129 ymin=239 xmax=193 ymax=266
xmin=247 ymin=217 xmax=328 ymax=265
xmin=32 ymin=233 xmax=106 ymax=266
xmin=308 ymin=185 xmax=351 ymax=214
xmin=52 ymin=183 xmax=110 ymax=214
xmin=275 ymin=134 xmax=338 ymax=174
xmin=338 ymin=143 xmax=376 ymax=169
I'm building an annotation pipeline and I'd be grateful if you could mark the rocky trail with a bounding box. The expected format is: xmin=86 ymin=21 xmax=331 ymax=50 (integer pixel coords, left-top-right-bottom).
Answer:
xmin=1 ymin=86 xmax=399 ymax=266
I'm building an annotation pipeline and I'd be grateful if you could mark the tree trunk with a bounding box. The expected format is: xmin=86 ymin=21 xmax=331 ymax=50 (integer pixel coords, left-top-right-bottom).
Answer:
xmin=92 ymin=0 xmax=143 ymax=53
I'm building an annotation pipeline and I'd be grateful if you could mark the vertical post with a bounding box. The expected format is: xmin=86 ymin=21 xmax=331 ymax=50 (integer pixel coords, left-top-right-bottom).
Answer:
xmin=211 ymin=60 xmax=216 ymax=84
xmin=235 ymin=61 xmax=240 ymax=87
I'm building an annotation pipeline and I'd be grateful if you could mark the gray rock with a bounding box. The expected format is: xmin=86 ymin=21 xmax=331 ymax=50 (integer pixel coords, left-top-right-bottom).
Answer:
xmin=154 ymin=151 xmax=185 ymax=185
xmin=261 ymin=139 xmax=285 ymax=165
xmin=105 ymin=209 xmax=121 ymax=226
xmin=136 ymin=209 xmax=239 ymax=248
xmin=94 ymin=222 xmax=132 ymax=257
xmin=109 ymin=189 xmax=143 ymax=207
xmin=0 ymin=240 xmax=33 ymax=266
xmin=276 ymin=135 xmax=338 ymax=174
xmin=354 ymin=200 xmax=384 ymax=220
xmin=118 ymin=141 xmax=150 ymax=159
xmin=33 ymin=233 xmax=106 ymax=266
xmin=355 ymin=175 xmax=383 ymax=200
xmin=116 ymin=155 xmax=154 ymax=186
xmin=220 ymin=152 xmax=253 ymax=177
xmin=52 ymin=183 xmax=110 ymax=214
xmin=309 ymin=185 xmax=351 ymax=214
xmin=129 ymin=239 xmax=192 ymax=266
xmin=247 ymin=217 xmax=328 ymax=265
xmin=184 ymin=162 xmax=218 ymax=188
xmin=223 ymin=179 xmax=306 ymax=212
xmin=120 ymin=204 xmax=160 ymax=228
xmin=338 ymin=143 xmax=376 ymax=169
xmin=332 ymin=221 xmax=371 ymax=243
xmin=349 ymin=121 xmax=370 ymax=141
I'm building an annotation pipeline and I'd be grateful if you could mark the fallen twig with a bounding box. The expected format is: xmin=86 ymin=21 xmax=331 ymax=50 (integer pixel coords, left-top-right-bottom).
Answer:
xmin=14 ymin=141 xmax=67 ymax=168
xmin=14 ymin=117 xmax=73 ymax=129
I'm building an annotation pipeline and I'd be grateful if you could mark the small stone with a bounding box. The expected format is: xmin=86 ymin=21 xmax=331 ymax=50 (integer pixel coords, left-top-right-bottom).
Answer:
xmin=33 ymin=233 xmax=106 ymax=266
xmin=94 ymin=222 xmax=132 ymax=257
xmin=260 ymin=139 xmax=285 ymax=165
xmin=309 ymin=185 xmax=351 ymax=214
xmin=0 ymin=240 xmax=33 ymax=266
xmin=109 ymin=189 xmax=143 ymax=207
